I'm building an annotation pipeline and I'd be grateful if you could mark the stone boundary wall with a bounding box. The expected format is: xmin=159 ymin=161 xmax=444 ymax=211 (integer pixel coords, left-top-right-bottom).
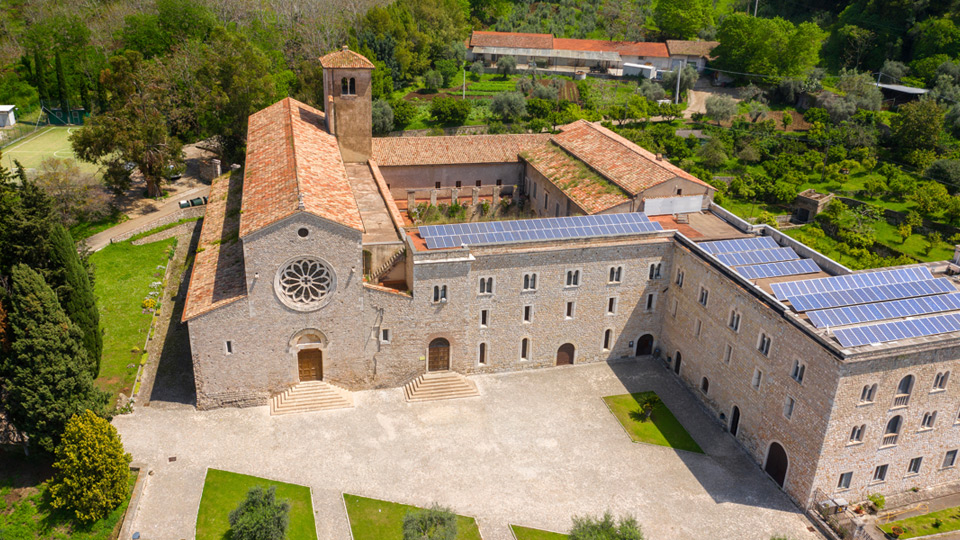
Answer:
xmin=131 ymin=220 xmax=202 ymax=246
xmin=111 ymin=206 xmax=206 ymax=244
xmin=116 ymin=465 xmax=147 ymax=540
xmin=367 ymin=160 xmax=406 ymax=234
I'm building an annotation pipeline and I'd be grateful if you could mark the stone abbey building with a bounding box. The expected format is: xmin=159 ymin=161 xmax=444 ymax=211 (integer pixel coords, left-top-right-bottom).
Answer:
xmin=183 ymin=48 xmax=960 ymax=510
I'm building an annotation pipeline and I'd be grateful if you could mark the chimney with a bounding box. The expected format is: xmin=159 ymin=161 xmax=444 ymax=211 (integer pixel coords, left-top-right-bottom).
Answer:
xmin=342 ymin=44 xmax=348 ymax=51
xmin=327 ymin=95 xmax=336 ymax=135
xmin=655 ymin=153 xmax=663 ymax=161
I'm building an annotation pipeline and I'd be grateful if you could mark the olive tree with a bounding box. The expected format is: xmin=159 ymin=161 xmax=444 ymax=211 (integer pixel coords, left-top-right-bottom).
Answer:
xmin=705 ymin=94 xmax=736 ymax=126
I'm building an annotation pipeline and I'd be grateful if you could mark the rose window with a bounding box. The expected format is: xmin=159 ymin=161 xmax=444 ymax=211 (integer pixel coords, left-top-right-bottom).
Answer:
xmin=276 ymin=258 xmax=334 ymax=310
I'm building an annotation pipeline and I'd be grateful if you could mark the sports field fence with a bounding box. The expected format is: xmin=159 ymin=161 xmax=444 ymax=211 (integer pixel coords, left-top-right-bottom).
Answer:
xmin=0 ymin=100 xmax=92 ymax=150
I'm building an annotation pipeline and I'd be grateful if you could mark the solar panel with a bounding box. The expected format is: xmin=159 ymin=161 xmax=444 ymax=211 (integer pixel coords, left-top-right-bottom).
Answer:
xmin=736 ymin=259 xmax=821 ymax=280
xmin=789 ymin=279 xmax=956 ymax=312
xmin=834 ymin=312 xmax=960 ymax=348
xmin=807 ymin=292 xmax=960 ymax=328
xmin=716 ymin=247 xmax=800 ymax=267
xmin=699 ymin=236 xmax=780 ymax=255
xmin=421 ymin=213 xmax=663 ymax=249
xmin=770 ymin=267 xmax=935 ymax=300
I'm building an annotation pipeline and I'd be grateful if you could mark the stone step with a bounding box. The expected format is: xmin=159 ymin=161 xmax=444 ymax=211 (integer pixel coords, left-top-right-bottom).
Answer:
xmin=403 ymin=372 xmax=479 ymax=402
xmin=270 ymin=380 xmax=353 ymax=415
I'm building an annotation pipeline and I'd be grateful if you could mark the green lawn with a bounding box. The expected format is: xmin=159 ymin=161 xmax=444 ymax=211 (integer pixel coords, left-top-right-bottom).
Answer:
xmin=0 ymin=452 xmax=137 ymax=540
xmin=511 ymin=524 xmax=568 ymax=540
xmin=343 ymin=494 xmax=482 ymax=540
xmin=70 ymin=209 xmax=128 ymax=242
xmin=89 ymin=238 xmax=175 ymax=404
xmin=0 ymin=126 xmax=100 ymax=173
xmin=603 ymin=392 xmax=703 ymax=453
xmin=879 ymin=506 xmax=960 ymax=539
xmin=196 ymin=469 xmax=317 ymax=540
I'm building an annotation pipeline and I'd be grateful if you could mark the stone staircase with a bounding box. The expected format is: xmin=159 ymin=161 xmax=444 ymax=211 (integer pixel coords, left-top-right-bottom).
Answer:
xmin=403 ymin=372 xmax=480 ymax=402
xmin=270 ymin=380 xmax=353 ymax=415
xmin=370 ymin=246 xmax=405 ymax=283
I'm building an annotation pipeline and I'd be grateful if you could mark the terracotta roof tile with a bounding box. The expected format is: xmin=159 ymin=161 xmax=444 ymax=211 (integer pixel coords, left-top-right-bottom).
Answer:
xmin=553 ymin=120 xmax=715 ymax=194
xmin=666 ymin=40 xmax=719 ymax=59
xmin=319 ymin=47 xmax=375 ymax=69
xmin=371 ymin=133 xmax=552 ymax=166
xmin=182 ymin=172 xmax=247 ymax=321
xmin=521 ymin=141 xmax=630 ymax=214
xmin=470 ymin=31 xmax=554 ymax=49
xmin=239 ymin=97 xmax=363 ymax=237
xmin=553 ymin=38 xmax=669 ymax=58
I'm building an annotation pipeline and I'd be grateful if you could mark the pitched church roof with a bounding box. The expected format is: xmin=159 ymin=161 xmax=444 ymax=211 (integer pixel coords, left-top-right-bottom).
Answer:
xmin=319 ymin=46 xmax=376 ymax=69
xmin=370 ymin=133 xmax=551 ymax=166
xmin=239 ymin=97 xmax=364 ymax=237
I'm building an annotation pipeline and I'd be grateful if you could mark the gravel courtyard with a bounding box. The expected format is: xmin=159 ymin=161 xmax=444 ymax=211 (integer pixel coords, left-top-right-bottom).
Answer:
xmin=113 ymin=360 xmax=821 ymax=540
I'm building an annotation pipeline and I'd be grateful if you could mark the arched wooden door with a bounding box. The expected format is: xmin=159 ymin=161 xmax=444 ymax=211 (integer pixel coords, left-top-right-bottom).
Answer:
xmin=730 ymin=406 xmax=741 ymax=437
xmin=674 ymin=351 xmax=682 ymax=375
xmin=636 ymin=334 xmax=654 ymax=356
xmin=764 ymin=442 xmax=789 ymax=487
xmin=298 ymin=349 xmax=323 ymax=381
xmin=556 ymin=343 xmax=575 ymax=365
xmin=428 ymin=338 xmax=450 ymax=371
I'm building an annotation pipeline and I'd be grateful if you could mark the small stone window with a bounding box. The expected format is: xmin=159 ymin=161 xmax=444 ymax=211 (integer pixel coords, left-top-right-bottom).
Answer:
xmin=565 ymin=301 xmax=576 ymax=319
xmin=873 ymin=464 xmax=888 ymax=482
xmin=837 ymin=471 xmax=853 ymax=490
xmin=694 ymin=319 xmax=702 ymax=338
xmin=433 ymin=285 xmax=448 ymax=303
xmin=341 ymin=77 xmax=356 ymax=95
xmin=791 ymin=360 xmax=806 ymax=384
xmin=522 ymin=272 xmax=538 ymax=291
xmin=934 ymin=371 xmax=950 ymax=391
xmin=297 ymin=227 xmax=309 ymax=238
xmin=907 ymin=457 xmax=923 ymax=475
xmin=646 ymin=293 xmax=656 ymax=311
xmin=698 ymin=286 xmax=709 ymax=307
xmin=608 ymin=266 xmax=622 ymax=284
xmin=944 ymin=450 xmax=958 ymax=469
xmin=565 ymin=269 xmax=580 ymax=287
xmin=478 ymin=343 xmax=487 ymax=365
xmin=783 ymin=396 xmax=795 ymax=419
xmin=751 ymin=369 xmax=762 ymax=390
xmin=860 ymin=383 xmax=877 ymax=404
xmin=602 ymin=329 xmax=612 ymax=351
xmin=849 ymin=424 xmax=865 ymax=443
xmin=480 ymin=309 xmax=489 ymax=328
xmin=921 ymin=411 xmax=937 ymax=430
xmin=607 ymin=297 xmax=617 ymax=315
xmin=479 ymin=277 xmax=494 ymax=295
xmin=456 ymin=181 xmax=462 ymax=188
xmin=648 ymin=263 xmax=662 ymax=280
xmin=380 ymin=329 xmax=391 ymax=344
xmin=520 ymin=338 xmax=530 ymax=361
xmin=757 ymin=332 xmax=771 ymax=356
xmin=225 ymin=341 xmax=233 ymax=354
xmin=728 ymin=310 xmax=741 ymax=332
xmin=675 ymin=269 xmax=684 ymax=288
xmin=723 ymin=344 xmax=733 ymax=364
xmin=700 ymin=377 xmax=709 ymax=393
xmin=523 ymin=305 xmax=532 ymax=323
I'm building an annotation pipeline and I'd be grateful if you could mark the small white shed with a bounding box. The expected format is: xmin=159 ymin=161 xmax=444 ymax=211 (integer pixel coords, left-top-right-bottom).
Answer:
xmin=623 ymin=63 xmax=657 ymax=79
xmin=0 ymin=106 xmax=16 ymax=128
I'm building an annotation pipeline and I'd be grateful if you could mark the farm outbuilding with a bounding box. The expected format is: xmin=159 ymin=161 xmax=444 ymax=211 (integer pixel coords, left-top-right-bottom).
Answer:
xmin=0 ymin=105 xmax=16 ymax=127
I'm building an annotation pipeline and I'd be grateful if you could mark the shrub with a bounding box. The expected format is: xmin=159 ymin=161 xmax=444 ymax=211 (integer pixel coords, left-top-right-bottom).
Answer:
xmin=391 ymin=99 xmax=418 ymax=129
xmin=402 ymin=503 xmax=457 ymax=540
xmin=142 ymin=297 xmax=158 ymax=310
xmin=429 ymin=96 xmax=471 ymax=125
xmin=469 ymin=60 xmax=485 ymax=79
xmin=228 ymin=485 xmax=290 ymax=540
xmin=490 ymin=91 xmax=526 ymax=121
xmin=570 ymin=511 xmax=644 ymax=540
xmin=497 ymin=55 xmax=517 ymax=77
xmin=531 ymin=84 xmax=559 ymax=101
xmin=49 ymin=410 xmax=132 ymax=523
xmin=372 ymin=99 xmax=394 ymax=135
xmin=867 ymin=493 xmax=885 ymax=510
xmin=424 ymin=70 xmax=444 ymax=92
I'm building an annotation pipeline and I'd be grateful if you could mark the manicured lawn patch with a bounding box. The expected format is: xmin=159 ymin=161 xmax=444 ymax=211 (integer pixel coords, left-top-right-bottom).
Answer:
xmin=879 ymin=506 xmax=960 ymax=539
xmin=0 ymin=451 xmax=137 ymax=540
xmin=196 ymin=469 xmax=316 ymax=540
xmin=343 ymin=494 xmax=481 ymax=540
xmin=511 ymin=524 xmax=568 ymax=540
xmin=89 ymin=238 xmax=175 ymax=403
xmin=603 ymin=392 xmax=703 ymax=453
xmin=70 ymin=209 xmax=128 ymax=241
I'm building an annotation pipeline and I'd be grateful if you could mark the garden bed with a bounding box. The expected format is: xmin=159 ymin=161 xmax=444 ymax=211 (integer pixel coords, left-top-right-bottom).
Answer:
xmin=879 ymin=506 xmax=960 ymax=539
xmin=603 ymin=392 xmax=703 ymax=453
xmin=511 ymin=524 xmax=567 ymax=539
xmin=343 ymin=494 xmax=481 ymax=540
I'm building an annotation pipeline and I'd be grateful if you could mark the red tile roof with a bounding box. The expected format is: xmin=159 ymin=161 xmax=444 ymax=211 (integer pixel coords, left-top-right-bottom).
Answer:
xmin=371 ymin=133 xmax=552 ymax=166
xmin=470 ymin=30 xmax=554 ymax=49
xmin=521 ymin=142 xmax=630 ymax=214
xmin=239 ymin=97 xmax=363 ymax=237
xmin=553 ymin=38 xmax=669 ymax=58
xmin=182 ymin=172 xmax=247 ymax=321
xmin=319 ymin=47 xmax=375 ymax=69
xmin=553 ymin=120 xmax=715 ymax=194
xmin=666 ymin=40 xmax=719 ymax=59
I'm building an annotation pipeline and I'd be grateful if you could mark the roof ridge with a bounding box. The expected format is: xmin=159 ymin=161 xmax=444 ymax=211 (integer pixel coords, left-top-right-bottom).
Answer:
xmin=283 ymin=98 xmax=304 ymax=211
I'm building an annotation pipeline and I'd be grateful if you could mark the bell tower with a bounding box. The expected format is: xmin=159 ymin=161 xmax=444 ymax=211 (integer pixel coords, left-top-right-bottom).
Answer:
xmin=319 ymin=46 xmax=375 ymax=163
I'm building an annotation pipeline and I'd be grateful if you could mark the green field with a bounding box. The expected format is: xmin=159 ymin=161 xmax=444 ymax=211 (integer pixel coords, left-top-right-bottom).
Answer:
xmin=511 ymin=524 xmax=568 ymax=540
xmin=603 ymin=392 xmax=704 ymax=453
xmin=89 ymin=238 xmax=175 ymax=405
xmin=879 ymin=506 xmax=960 ymax=539
xmin=343 ymin=494 xmax=482 ymax=540
xmin=196 ymin=469 xmax=317 ymax=540
xmin=0 ymin=126 xmax=100 ymax=173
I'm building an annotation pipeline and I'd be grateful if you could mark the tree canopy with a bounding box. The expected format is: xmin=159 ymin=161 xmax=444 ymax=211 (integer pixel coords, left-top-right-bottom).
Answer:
xmin=713 ymin=14 xmax=825 ymax=78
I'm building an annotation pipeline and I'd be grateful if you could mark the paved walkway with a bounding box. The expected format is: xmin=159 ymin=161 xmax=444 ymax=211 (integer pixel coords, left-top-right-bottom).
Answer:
xmin=114 ymin=361 xmax=820 ymax=540
xmin=85 ymin=185 xmax=210 ymax=251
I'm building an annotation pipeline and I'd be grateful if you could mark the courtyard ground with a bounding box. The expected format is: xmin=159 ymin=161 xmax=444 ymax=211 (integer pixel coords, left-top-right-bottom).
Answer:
xmin=113 ymin=361 xmax=820 ymax=540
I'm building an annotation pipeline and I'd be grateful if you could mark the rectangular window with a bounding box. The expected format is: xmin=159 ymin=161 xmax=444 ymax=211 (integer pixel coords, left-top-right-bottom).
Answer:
xmin=544 ymin=192 xmax=549 ymax=210
xmin=873 ymin=464 xmax=888 ymax=482
xmin=908 ymin=457 xmax=923 ymax=475
xmin=675 ymin=269 xmax=684 ymax=288
xmin=791 ymin=360 xmax=806 ymax=384
xmin=728 ymin=310 xmax=741 ymax=332
xmin=478 ymin=343 xmax=487 ymax=365
xmin=479 ymin=277 xmax=494 ymax=295
xmin=757 ymin=333 xmax=771 ymax=356
xmin=496 ymin=179 xmax=503 ymax=186
xmin=522 ymin=272 xmax=538 ymax=291
xmin=607 ymin=297 xmax=617 ymax=315
xmin=646 ymin=294 xmax=656 ymax=311
xmin=698 ymin=286 xmax=709 ymax=307
xmin=380 ymin=329 xmax=390 ymax=344
xmin=565 ymin=301 xmax=575 ymax=319
xmin=723 ymin=344 xmax=733 ymax=364
xmin=565 ymin=269 xmax=580 ymax=287
xmin=944 ymin=450 xmax=958 ymax=468
xmin=475 ymin=180 xmax=482 ymax=187
xmin=783 ymin=396 xmax=795 ymax=419
xmin=225 ymin=341 xmax=233 ymax=354
xmin=523 ymin=305 xmax=532 ymax=323
xmin=435 ymin=181 xmax=441 ymax=189
xmin=695 ymin=319 xmax=702 ymax=338
xmin=837 ymin=472 xmax=853 ymax=489
xmin=672 ymin=299 xmax=678 ymax=318
xmin=752 ymin=369 xmax=763 ymax=390
xmin=520 ymin=338 xmax=530 ymax=360
xmin=608 ymin=266 xmax=622 ymax=284
xmin=603 ymin=329 xmax=612 ymax=351
xmin=480 ymin=309 xmax=489 ymax=328
xmin=455 ymin=180 xmax=462 ymax=188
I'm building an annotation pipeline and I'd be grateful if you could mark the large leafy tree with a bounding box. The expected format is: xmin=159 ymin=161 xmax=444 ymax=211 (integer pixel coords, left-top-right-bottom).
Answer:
xmin=0 ymin=264 xmax=106 ymax=453
xmin=71 ymin=50 xmax=182 ymax=197
xmin=49 ymin=410 xmax=132 ymax=523
xmin=713 ymin=14 xmax=824 ymax=78
xmin=892 ymin=99 xmax=946 ymax=155
xmin=653 ymin=0 xmax=713 ymax=40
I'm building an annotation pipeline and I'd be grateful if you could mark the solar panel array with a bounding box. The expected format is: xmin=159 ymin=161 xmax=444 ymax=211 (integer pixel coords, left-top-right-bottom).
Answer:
xmin=737 ymin=259 xmax=821 ymax=280
xmin=699 ymin=237 xmax=780 ymax=255
xmin=789 ymin=279 xmax=956 ymax=312
xmin=834 ymin=312 xmax=960 ymax=347
xmin=808 ymin=292 xmax=960 ymax=328
xmin=419 ymin=213 xmax=663 ymax=250
xmin=770 ymin=267 xmax=934 ymax=300
xmin=716 ymin=247 xmax=800 ymax=267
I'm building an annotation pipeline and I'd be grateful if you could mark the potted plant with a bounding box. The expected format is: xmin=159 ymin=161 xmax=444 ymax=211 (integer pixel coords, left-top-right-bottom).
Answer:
xmin=890 ymin=525 xmax=904 ymax=538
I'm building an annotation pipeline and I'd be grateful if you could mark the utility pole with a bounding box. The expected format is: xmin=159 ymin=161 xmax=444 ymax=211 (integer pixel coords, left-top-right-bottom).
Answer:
xmin=463 ymin=63 xmax=466 ymax=100
xmin=674 ymin=65 xmax=682 ymax=105
xmin=876 ymin=71 xmax=883 ymax=85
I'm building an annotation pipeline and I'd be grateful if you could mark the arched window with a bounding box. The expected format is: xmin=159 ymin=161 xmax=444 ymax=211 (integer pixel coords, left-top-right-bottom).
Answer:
xmin=860 ymin=383 xmax=877 ymax=403
xmin=849 ymin=424 xmax=865 ymax=443
xmin=700 ymin=377 xmax=710 ymax=393
xmin=520 ymin=338 xmax=530 ymax=360
xmin=349 ymin=77 xmax=356 ymax=95
xmin=602 ymin=329 xmax=612 ymax=351
xmin=648 ymin=263 xmax=662 ymax=280
xmin=894 ymin=375 xmax=914 ymax=407
xmin=341 ymin=77 xmax=349 ymax=94
xmin=934 ymin=371 xmax=950 ymax=390
xmin=478 ymin=342 xmax=487 ymax=365
xmin=883 ymin=415 xmax=902 ymax=446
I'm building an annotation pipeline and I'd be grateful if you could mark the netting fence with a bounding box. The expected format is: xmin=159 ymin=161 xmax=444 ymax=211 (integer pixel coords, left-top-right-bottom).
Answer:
xmin=0 ymin=100 xmax=91 ymax=150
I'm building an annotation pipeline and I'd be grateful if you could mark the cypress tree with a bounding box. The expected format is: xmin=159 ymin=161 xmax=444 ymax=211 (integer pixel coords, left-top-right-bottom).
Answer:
xmin=33 ymin=49 xmax=47 ymax=102
xmin=48 ymin=224 xmax=101 ymax=377
xmin=0 ymin=265 xmax=107 ymax=453
xmin=55 ymin=51 xmax=69 ymax=123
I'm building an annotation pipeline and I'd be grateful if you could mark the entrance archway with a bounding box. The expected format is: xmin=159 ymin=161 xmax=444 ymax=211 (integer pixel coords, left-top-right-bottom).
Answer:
xmin=428 ymin=338 xmax=450 ymax=371
xmin=636 ymin=334 xmax=654 ymax=356
xmin=764 ymin=442 xmax=789 ymax=487
xmin=556 ymin=343 xmax=575 ymax=365
xmin=297 ymin=349 xmax=322 ymax=381
xmin=674 ymin=351 xmax=682 ymax=375
xmin=730 ymin=406 xmax=741 ymax=437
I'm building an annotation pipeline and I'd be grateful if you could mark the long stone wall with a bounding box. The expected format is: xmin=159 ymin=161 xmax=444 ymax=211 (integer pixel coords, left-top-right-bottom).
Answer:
xmin=111 ymin=206 xmax=206 ymax=244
